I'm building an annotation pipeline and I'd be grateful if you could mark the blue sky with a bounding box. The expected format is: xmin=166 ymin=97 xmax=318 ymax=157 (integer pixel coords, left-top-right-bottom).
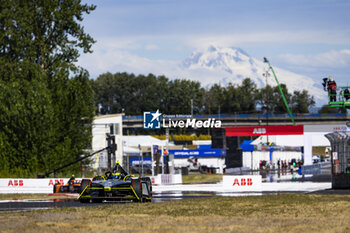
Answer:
xmin=79 ymin=0 xmax=350 ymax=86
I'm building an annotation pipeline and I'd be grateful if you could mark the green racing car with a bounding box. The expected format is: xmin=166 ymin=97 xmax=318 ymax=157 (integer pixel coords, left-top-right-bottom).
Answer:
xmin=78 ymin=162 xmax=152 ymax=203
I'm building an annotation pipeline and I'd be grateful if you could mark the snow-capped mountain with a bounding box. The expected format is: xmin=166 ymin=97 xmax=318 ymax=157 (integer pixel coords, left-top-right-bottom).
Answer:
xmin=180 ymin=46 xmax=323 ymax=101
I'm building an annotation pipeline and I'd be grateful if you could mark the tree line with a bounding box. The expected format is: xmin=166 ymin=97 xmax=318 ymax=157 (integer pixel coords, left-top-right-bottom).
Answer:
xmin=91 ymin=73 xmax=316 ymax=116
xmin=0 ymin=0 xmax=96 ymax=177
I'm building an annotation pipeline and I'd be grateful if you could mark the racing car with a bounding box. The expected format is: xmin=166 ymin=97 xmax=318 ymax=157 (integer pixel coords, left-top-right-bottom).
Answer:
xmin=53 ymin=175 xmax=89 ymax=194
xmin=78 ymin=162 xmax=152 ymax=203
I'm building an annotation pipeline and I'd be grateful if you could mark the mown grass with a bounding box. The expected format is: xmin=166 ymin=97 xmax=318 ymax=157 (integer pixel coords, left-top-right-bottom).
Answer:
xmin=0 ymin=194 xmax=76 ymax=200
xmin=0 ymin=194 xmax=349 ymax=232
xmin=182 ymin=174 xmax=223 ymax=184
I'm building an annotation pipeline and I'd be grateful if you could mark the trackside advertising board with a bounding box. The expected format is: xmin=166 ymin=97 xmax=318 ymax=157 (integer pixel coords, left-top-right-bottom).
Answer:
xmin=0 ymin=178 xmax=70 ymax=194
xmin=0 ymin=176 xmax=183 ymax=193
xmin=222 ymin=175 xmax=262 ymax=192
xmin=168 ymin=149 xmax=226 ymax=158
xmin=225 ymin=125 xmax=304 ymax=136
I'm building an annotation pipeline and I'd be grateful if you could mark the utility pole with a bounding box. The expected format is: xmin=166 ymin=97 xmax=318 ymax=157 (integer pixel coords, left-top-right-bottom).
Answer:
xmin=263 ymin=70 xmax=270 ymax=144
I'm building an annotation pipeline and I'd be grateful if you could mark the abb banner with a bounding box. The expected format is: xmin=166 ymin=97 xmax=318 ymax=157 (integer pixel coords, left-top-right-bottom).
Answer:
xmin=222 ymin=175 xmax=262 ymax=192
xmin=0 ymin=178 xmax=70 ymax=194
xmin=225 ymin=125 xmax=304 ymax=136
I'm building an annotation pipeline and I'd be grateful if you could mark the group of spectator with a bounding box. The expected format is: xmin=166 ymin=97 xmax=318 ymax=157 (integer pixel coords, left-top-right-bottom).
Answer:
xmin=259 ymin=159 xmax=304 ymax=171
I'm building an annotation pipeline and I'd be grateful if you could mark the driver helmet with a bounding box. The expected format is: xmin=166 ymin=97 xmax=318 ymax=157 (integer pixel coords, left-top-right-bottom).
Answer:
xmin=69 ymin=174 xmax=76 ymax=183
xmin=112 ymin=172 xmax=121 ymax=179
xmin=329 ymin=76 xmax=333 ymax=81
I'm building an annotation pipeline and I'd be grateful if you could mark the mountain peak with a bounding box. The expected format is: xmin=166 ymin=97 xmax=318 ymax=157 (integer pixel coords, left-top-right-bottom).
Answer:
xmin=182 ymin=46 xmax=257 ymax=79
xmin=183 ymin=46 xmax=253 ymax=70
xmin=179 ymin=46 xmax=323 ymax=102
xmin=208 ymin=45 xmax=217 ymax=52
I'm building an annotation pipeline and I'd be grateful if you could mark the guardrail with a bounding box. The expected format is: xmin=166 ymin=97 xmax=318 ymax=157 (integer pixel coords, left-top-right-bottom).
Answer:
xmin=0 ymin=178 xmax=70 ymax=194
xmin=301 ymin=162 xmax=331 ymax=175
xmin=0 ymin=176 xmax=183 ymax=194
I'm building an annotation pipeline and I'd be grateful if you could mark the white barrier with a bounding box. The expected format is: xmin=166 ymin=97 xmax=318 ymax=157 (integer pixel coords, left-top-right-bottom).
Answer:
xmin=150 ymin=174 xmax=182 ymax=185
xmin=0 ymin=175 xmax=183 ymax=193
xmin=0 ymin=178 xmax=70 ymax=194
xmin=222 ymin=175 xmax=262 ymax=192
xmin=150 ymin=175 xmax=161 ymax=185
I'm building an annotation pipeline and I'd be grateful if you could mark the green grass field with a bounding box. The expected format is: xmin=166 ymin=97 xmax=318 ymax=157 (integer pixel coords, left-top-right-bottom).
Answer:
xmin=0 ymin=194 xmax=349 ymax=232
xmin=0 ymin=193 xmax=75 ymax=200
xmin=182 ymin=174 xmax=223 ymax=184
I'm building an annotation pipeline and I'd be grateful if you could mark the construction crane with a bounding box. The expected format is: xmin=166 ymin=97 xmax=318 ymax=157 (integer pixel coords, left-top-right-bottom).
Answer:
xmin=263 ymin=57 xmax=295 ymax=125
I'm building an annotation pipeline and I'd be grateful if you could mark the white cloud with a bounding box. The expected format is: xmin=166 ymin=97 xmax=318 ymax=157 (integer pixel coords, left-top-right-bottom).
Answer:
xmin=90 ymin=28 xmax=350 ymax=53
xmin=180 ymin=29 xmax=350 ymax=50
xmin=78 ymin=42 xmax=178 ymax=78
xmin=78 ymin=43 xmax=326 ymax=104
xmin=145 ymin=44 xmax=159 ymax=51
xmin=279 ymin=49 xmax=350 ymax=68
xmin=80 ymin=29 xmax=350 ymax=75
xmin=79 ymin=31 xmax=350 ymax=76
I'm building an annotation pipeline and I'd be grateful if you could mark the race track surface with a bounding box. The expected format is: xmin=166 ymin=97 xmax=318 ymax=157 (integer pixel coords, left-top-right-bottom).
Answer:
xmin=0 ymin=182 xmax=340 ymax=212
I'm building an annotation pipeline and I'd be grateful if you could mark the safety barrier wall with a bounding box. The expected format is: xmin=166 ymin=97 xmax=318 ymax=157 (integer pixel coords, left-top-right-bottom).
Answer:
xmin=0 ymin=178 xmax=70 ymax=194
xmin=0 ymin=175 xmax=183 ymax=194
xmin=222 ymin=175 xmax=262 ymax=192
xmin=301 ymin=162 xmax=331 ymax=175
xmin=150 ymin=174 xmax=182 ymax=185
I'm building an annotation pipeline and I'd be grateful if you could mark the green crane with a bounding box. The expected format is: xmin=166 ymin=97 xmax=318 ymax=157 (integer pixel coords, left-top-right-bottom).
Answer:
xmin=263 ymin=57 xmax=295 ymax=125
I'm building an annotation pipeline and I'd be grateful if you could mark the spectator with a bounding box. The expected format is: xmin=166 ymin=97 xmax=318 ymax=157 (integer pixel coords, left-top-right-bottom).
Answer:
xmin=327 ymin=77 xmax=337 ymax=102
xmin=344 ymin=88 xmax=350 ymax=101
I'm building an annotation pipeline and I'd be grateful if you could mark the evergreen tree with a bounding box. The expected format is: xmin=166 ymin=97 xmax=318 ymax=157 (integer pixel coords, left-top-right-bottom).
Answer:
xmin=92 ymin=73 xmax=205 ymax=115
xmin=204 ymin=84 xmax=225 ymax=114
xmin=318 ymin=105 xmax=347 ymax=114
xmin=291 ymin=90 xmax=315 ymax=113
xmin=92 ymin=73 xmax=317 ymax=116
xmin=237 ymin=78 xmax=258 ymax=113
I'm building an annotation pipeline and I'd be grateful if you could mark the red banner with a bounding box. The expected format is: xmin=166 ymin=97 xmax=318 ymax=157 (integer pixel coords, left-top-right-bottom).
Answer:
xmin=225 ymin=125 xmax=304 ymax=136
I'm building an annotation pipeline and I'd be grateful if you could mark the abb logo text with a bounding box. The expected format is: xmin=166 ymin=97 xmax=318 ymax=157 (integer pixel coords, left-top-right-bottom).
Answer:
xmin=8 ymin=180 xmax=24 ymax=186
xmin=253 ymin=128 xmax=266 ymax=134
xmin=48 ymin=179 xmax=64 ymax=186
xmin=232 ymin=178 xmax=253 ymax=186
